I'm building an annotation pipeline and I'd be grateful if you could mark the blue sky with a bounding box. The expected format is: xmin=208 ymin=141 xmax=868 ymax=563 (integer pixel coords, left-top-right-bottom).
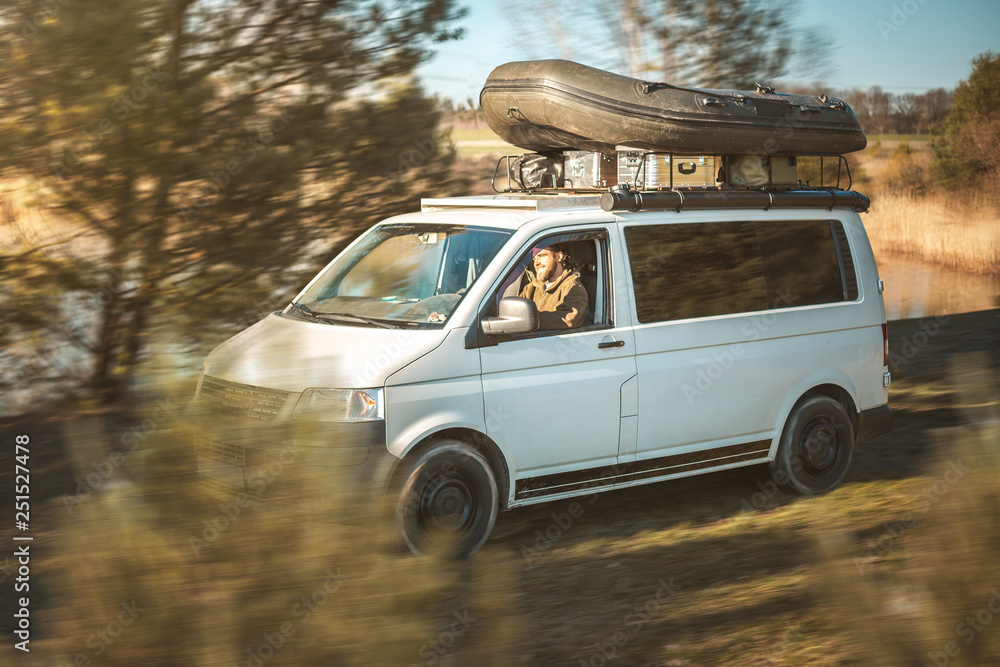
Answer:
xmin=417 ymin=0 xmax=1000 ymax=102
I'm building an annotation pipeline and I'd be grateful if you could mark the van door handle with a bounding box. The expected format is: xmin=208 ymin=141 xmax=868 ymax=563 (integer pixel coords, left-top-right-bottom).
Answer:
xmin=598 ymin=339 xmax=625 ymax=349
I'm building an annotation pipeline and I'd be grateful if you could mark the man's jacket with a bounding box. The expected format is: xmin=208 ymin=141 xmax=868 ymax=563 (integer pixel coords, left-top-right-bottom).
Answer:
xmin=519 ymin=269 xmax=589 ymax=329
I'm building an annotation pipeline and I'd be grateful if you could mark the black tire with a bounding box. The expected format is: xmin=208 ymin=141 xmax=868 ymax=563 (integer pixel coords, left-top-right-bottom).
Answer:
xmin=396 ymin=441 xmax=498 ymax=558
xmin=771 ymin=396 xmax=855 ymax=495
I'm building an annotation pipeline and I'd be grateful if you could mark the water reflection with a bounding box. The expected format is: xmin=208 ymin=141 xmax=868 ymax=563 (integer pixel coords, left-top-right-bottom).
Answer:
xmin=877 ymin=255 xmax=1000 ymax=320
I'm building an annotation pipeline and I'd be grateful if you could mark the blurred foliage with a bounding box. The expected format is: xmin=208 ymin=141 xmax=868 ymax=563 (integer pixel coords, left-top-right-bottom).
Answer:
xmin=0 ymin=0 xmax=469 ymax=407
xmin=815 ymin=352 xmax=1000 ymax=666
xmin=931 ymin=51 xmax=1000 ymax=189
xmin=506 ymin=0 xmax=832 ymax=89
xmin=30 ymin=387 xmax=524 ymax=666
xmin=0 ymin=192 xmax=96 ymax=407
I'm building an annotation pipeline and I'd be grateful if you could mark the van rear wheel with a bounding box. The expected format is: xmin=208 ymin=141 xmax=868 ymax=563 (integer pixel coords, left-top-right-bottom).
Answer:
xmin=396 ymin=441 xmax=498 ymax=558
xmin=772 ymin=396 xmax=854 ymax=495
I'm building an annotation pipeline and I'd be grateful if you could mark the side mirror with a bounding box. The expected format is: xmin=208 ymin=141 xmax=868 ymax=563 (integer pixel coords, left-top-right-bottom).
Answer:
xmin=482 ymin=297 xmax=539 ymax=335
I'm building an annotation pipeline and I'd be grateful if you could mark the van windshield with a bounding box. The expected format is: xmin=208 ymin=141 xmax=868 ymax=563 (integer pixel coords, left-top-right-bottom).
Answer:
xmin=290 ymin=224 xmax=512 ymax=327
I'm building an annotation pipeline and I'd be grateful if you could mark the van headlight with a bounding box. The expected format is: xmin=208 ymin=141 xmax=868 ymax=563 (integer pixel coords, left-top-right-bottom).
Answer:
xmin=292 ymin=388 xmax=384 ymax=422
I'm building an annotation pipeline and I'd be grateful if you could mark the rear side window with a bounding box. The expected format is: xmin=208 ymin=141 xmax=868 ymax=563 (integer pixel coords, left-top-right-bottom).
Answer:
xmin=624 ymin=221 xmax=767 ymax=322
xmin=755 ymin=220 xmax=846 ymax=309
xmin=625 ymin=219 xmax=858 ymax=324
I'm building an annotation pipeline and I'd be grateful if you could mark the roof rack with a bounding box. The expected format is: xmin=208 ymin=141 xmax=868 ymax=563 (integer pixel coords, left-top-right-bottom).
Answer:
xmin=487 ymin=149 xmax=868 ymax=213
xmin=599 ymin=185 xmax=870 ymax=213
xmin=493 ymin=152 xmax=856 ymax=192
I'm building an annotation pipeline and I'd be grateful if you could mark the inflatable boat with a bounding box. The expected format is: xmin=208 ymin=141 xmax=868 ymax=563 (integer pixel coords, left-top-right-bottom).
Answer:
xmin=481 ymin=60 xmax=866 ymax=156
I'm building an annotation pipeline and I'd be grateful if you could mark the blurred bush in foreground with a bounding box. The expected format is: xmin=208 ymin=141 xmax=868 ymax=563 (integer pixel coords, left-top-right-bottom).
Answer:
xmin=816 ymin=352 xmax=1000 ymax=666
xmin=30 ymin=382 xmax=523 ymax=666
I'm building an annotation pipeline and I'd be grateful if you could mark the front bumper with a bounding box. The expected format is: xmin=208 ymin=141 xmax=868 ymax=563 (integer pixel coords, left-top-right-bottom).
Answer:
xmin=183 ymin=398 xmax=387 ymax=492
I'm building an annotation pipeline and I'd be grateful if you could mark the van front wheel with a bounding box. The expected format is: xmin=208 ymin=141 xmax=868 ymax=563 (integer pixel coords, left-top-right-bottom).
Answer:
xmin=396 ymin=441 xmax=498 ymax=558
xmin=772 ymin=396 xmax=854 ymax=495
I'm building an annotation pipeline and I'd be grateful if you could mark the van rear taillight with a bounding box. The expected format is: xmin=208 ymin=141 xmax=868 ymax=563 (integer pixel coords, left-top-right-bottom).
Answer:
xmin=881 ymin=323 xmax=889 ymax=367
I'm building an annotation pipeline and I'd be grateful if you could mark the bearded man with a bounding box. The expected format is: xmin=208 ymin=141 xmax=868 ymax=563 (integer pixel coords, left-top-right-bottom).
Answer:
xmin=518 ymin=244 xmax=589 ymax=329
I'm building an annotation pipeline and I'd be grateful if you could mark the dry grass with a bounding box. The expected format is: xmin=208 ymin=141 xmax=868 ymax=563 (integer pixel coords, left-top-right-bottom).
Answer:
xmin=815 ymin=353 xmax=1000 ymax=667
xmin=2 ymin=310 xmax=998 ymax=665
xmin=12 ymin=373 xmax=525 ymax=666
xmin=864 ymin=189 xmax=1000 ymax=275
xmin=856 ymin=138 xmax=1000 ymax=276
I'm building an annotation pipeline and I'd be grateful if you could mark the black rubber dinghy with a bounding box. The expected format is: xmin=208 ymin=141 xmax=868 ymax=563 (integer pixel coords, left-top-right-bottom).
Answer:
xmin=481 ymin=60 xmax=866 ymax=155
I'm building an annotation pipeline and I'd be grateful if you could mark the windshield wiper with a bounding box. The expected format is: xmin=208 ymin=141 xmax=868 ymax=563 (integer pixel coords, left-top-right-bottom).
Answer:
xmin=287 ymin=303 xmax=405 ymax=329
xmin=286 ymin=302 xmax=326 ymax=324
xmin=315 ymin=312 xmax=401 ymax=329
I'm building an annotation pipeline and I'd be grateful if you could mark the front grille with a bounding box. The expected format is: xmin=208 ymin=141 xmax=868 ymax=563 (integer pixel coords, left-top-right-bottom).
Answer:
xmin=199 ymin=375 xmax=290 ymax=421
xmin=200 ymin=437 xmax=246 ymax=466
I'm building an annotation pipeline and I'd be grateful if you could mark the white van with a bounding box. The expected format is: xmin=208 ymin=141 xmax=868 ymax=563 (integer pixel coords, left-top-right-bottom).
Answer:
xmin=191 ymin=190 xmax=892 ymax=556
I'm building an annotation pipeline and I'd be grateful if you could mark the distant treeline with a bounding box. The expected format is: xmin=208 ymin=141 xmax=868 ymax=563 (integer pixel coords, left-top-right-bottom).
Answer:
xmin=835 ymin=87 xmax=953 ymax=136
xmin=438 ymin=86 xmax=955 ymax=137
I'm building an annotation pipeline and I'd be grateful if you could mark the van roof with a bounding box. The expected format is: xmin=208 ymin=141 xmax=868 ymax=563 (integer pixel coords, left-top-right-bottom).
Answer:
xmin=420 ymin=194 xmax=604 ymax=212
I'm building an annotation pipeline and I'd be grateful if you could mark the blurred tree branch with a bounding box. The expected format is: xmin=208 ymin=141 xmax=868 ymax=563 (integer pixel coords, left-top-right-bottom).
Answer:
xmin=506 ymin=0 xmax=833 ymax=89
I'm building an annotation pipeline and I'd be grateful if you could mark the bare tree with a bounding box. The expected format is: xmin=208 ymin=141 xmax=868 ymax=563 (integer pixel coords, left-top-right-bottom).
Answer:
xmin=505 ymin=0 xmax=832 ymax=89
xmin=840 ymin=86 xmax=952 ymax=135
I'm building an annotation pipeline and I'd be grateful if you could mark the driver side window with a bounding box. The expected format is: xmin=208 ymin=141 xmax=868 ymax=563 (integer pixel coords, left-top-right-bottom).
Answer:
xmin=493 ymin=231 xmax=611 ymax=331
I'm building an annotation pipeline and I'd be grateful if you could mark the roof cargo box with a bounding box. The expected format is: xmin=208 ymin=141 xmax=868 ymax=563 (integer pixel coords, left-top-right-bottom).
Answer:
xmin=481 ymin=59 xmax=866 ymax=156
xmin=618 ymin=152 xmax=718 ymax=188
xmin=563 ymin=150 xmax=617 ymax=189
